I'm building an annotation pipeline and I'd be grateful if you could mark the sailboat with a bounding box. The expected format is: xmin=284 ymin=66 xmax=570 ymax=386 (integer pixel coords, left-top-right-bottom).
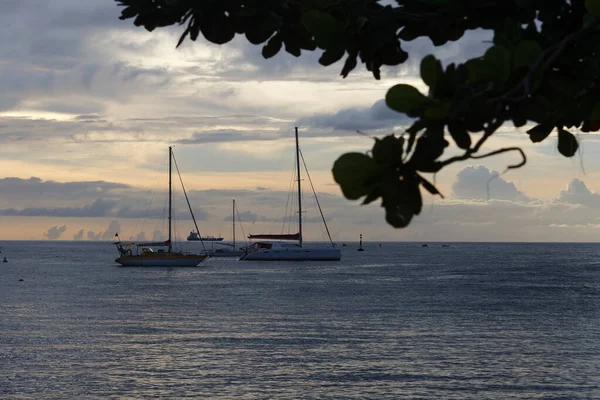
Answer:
xmin=240 ymin=127 xmax=341 ymax=261
xmin=113 ymin=147 xmax=211 ymax=267
xmin=209 ymin=199 xmax=244 ymax=258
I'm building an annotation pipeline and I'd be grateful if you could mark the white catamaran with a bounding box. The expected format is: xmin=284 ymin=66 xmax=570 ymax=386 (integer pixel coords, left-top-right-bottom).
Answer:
xmin=240 ymin=127 xmax=341 ymax=261
xmin=113 ymin=147 xmax=210 ymax=267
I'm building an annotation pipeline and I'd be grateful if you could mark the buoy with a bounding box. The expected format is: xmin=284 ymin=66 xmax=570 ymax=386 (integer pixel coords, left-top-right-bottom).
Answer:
xmin=3 ymin=257 xmax=7 ymax=262
xmin=358 ymin=234 xmax=364 ymax=251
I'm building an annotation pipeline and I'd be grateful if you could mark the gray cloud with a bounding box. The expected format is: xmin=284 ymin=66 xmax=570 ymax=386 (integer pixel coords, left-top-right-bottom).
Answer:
xmin=555 ymin=179 xmax=600 ymax=208
xmin=296 ymin=99 xmax=409 ymax=132
xmin=85 ymin=220 xmax=121 ymax=241
xmin=44 ymin=225 xmax=67 ymax=240
xmin=452 ymin=165 xmax=529 ymax=202
xmin=225 ymin=210 xmax=258 ymax=223
xmin=87 ymin=230 xmax=102 ymax=240
xmin=0 ymin=199 xmax=117 ymax=217
xmin=176 ymin=129 xmax=280 ymax=145
xmin=103 ymin=220 xmax=121 ymax=240
xmin=0 ymin=177 xmax=130 ymax=208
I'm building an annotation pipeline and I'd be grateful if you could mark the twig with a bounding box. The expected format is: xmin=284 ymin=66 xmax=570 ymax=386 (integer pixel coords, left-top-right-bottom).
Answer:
xmin=470 ymin=147 xmax=527 ymax=171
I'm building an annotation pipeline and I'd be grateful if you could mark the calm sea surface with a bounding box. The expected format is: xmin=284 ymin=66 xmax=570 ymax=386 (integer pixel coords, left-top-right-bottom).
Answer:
xmin=1 ymin=241 xmax=600 ymax=399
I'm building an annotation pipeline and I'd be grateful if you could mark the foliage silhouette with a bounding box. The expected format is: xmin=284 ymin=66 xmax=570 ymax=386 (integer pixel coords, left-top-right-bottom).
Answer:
xmin=115 ymin=0 xmax=600 ymax=227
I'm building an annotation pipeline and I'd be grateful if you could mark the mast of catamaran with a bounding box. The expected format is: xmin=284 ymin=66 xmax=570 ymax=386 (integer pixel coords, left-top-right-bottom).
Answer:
xmin=232 ymin=199 xmax=236 ymax=250
xmin=295 ymin=126 xmax=303 ymax=248
xmin=168 ymin=146 xmax=173 ymax=253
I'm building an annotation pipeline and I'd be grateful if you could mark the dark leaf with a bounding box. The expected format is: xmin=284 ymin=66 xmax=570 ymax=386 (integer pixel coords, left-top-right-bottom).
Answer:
xmin=120 ymin=6 xmax=139 ymax=20
xmin=246 ymin=24 xmax=276 ymax=45
xmin=199 ymin=16 xmax=235 ymax=44
xmin=510 ymin=105 xmax=528 ymax=128
xmin=483 ymin=45 xmax=511 ymax=83
xmin=465 ymin=59 xmax=494 ymax=84
xmin=557 ymin=128 xmax=579 ymax=157
xmin=409 ymin=127 xmax=448 ymax=173
xmin=381 ymin=172 xmax=421 ymax=228
xmin=385 ymin=84 xmax=428 ymax=114
xmin=262 ymin=34 xmax=282 ymax=59
xmin=513 ymin=40 xmax=542 ymax=69
xmin=362 ymin=187 xmax=382 ymax=205
xmin=447 ymin=120 xmax=471 ymax=149
xmin=417 ymin=174 xmax=444 ymax=198
xmin=420 ymin=54 xmax=439 ymax=88
xmin=589 ymin=103 xmax=600 ymax=120
xmin=372 ymin=135 xmax=404 ymax=167
xmin=405 ymin=119 xmax=428 ymax=155
xmin=332 ymin=153 xmax=380 ymax=200
xmin=527 ymin=123 xmax=554 ymax=143
xmin=176 ymin=25 xmax=192 ymax=48
xmin=284 ymin=37 xmax=302 ymax=57
xmin=586 ymin=0 xmax=600 ymax=16
xmin=301 ymin=10 xmax=344 ymax=50
xmin=424 ymin=101 xmax=451 ymax=120
xmin=582 ymin=120 xmax=600 ymax=132
xmin=341 ymin=54 xmax=358 ymax=78
xmin=319 ymin=47 xmax=345 ymax=66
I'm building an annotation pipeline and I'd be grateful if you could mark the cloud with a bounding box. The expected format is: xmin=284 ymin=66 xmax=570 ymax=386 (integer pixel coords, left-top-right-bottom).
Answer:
xmin=0 ymin=177 xmax=130 ymax=209
xmin=0 ymin=199 xmax=117 ymax=217
xmin=44 ymin=225 xmax=67 ymax=240
xmin=73 ymin=229 xmax=84 ymax=240
xmin=175 ymin=129 xmax=280 ymax=145
xmin=452 ymin=165 xmax=529 ymax=202
xmin=133 ymin=232 xmax=147 ymax=241
xmin=296 ymin=99 xmax=409 ymax=132
xmin=87 ymin=230 xmax=102 ymax=240
xmin=226 ymin=210 xmax=259 ymax=223
xmin=152 ymin=230 xmax=166 ymax=241
xmin=85 ymin=220 xmax=121 ymax=241
xmin=0 ymin=177 xmax=129 ymax=197
xmin=102 ymin=220 xmax=121 ymax=240
xmin=555 ymin=179 xmax=600 ymax=208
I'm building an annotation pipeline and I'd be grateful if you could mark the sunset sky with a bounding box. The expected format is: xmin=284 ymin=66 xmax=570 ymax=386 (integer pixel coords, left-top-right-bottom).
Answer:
xmin=1 ymin=0 xmax=599 ymax=242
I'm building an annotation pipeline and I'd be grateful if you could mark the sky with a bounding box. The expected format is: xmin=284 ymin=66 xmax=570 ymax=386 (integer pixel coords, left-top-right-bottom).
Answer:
xmin=1 ymin=0 xmax=599 ymax=242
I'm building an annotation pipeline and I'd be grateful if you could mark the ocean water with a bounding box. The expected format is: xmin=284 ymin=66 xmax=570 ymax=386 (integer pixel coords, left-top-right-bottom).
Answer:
xmin=1 ymin=241 xmax=600 ymax=399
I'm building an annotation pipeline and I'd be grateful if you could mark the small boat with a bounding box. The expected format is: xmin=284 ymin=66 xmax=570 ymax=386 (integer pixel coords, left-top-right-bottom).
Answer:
xmin=187 ymin=232 xmax=223 ymax=241
xmin=2 ymin=257 xmax=7 ymax=263
xmin=240 ymin=127 xmax=341 ymax=261
xmin=357 ymin=234 xmax=364 ymax=251
xmin=113 ymin=147 xmax=210 ymax=267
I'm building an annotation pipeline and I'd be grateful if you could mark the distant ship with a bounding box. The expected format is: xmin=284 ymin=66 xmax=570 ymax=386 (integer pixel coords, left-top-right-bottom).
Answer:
xmin=187 ymin=231 xmax=224 ymax=242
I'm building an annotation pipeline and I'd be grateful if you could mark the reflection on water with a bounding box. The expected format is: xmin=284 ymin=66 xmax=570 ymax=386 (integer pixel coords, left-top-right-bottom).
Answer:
xmin=1 ymin=241 xmax=600 ymax=399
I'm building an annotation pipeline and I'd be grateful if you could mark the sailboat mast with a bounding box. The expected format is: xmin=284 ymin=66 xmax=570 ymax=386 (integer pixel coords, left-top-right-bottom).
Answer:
xmin=232 ymin=199 xmax=236 ymax=249
xmin=295 ymin=127 xmax=303 ymax=247
xmin=168 ymin=146 xmax=173 ymax=253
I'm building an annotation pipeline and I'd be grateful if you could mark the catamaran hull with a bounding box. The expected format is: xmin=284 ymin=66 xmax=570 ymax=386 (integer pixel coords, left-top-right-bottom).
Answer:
xmin=115 ymin=255 xmax=209 ymax=267
xmin=240 ymin=248 xmax=341 ymax=261
xmin=209 ymin=251 xmax=244 ymax=258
